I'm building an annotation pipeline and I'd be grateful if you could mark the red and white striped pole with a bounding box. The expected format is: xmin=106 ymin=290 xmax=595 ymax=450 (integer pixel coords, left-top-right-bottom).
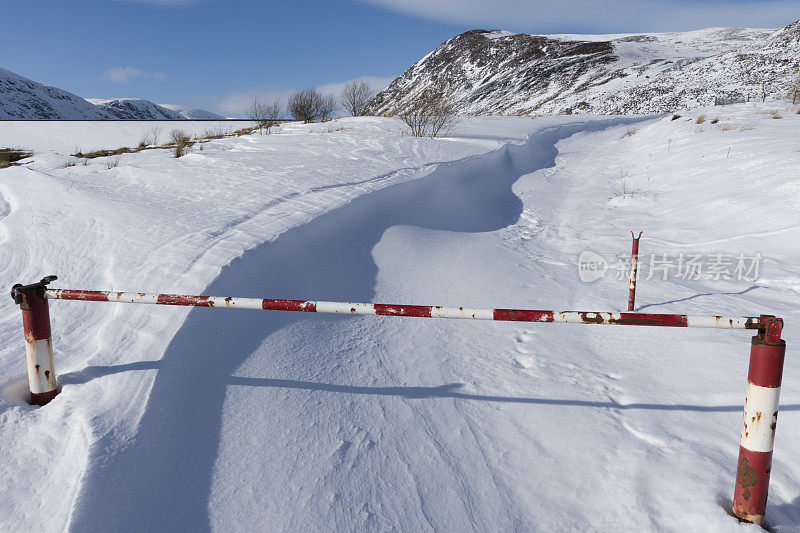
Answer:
xmin=628 ymin=231 xmax=643 ymax=311
xmin=733 ymin=315 xmax=785 ymax=526
xmin=11 ymin=276 xmax=59 ymax=406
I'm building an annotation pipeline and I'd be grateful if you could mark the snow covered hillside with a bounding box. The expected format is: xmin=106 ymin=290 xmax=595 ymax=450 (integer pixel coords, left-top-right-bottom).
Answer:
xmin=0 ymin=106 xmax=798 ymax=530
xmin=86 ymin=98 xmax=185 ymax=120
xmin=159 ymin=104 xmax=226 ymax=120
xmin=0 ymin=66 xmax=220 ymax=120
xmin=371 ymin=20 xmax=799 ymax=116
xmin=0 ymin=67 xmax=111 ymax=119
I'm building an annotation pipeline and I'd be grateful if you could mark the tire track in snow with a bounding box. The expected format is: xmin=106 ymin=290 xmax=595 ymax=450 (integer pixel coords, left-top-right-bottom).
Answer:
xmin=67 ymin=117 xmax=645 ymax=531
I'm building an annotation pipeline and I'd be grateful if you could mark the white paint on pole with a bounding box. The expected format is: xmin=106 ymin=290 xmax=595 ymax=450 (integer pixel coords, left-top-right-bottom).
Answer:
xmin=25 ymin=337 xmax=57 ymax=394
xmin=740 ymin=383 xmax=781 ymax=453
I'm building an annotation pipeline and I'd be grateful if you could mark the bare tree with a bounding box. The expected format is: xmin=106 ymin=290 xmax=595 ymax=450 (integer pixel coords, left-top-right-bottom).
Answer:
xmin=340 ymin=81 xmax=375 ymax=117
xmin=249 ymin=95 xmax=283 ymax=132
xmin=319 ymin=93 xmax=337 ymax=122
xmin=398 ymin=90 xmax=457 ymax=138
xmin=288 ymin=89 xmax=337 ymax=122
xmin=288 ymin=89 xmax=318 ymax=122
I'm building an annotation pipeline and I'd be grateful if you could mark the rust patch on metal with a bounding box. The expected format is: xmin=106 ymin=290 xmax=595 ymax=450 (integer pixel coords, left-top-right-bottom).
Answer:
xmin=737 ymin=456 xmax=758 ymax=498
xmin=350 ymin=307 xmax=356 ymax=314
xmin=224 ymin=297 xmax=233 ymax=307
xmin=579 ymin=312 xmax=606 ymax=324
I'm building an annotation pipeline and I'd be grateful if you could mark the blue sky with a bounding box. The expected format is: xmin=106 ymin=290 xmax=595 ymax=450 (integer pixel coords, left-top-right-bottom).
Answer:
xmin=1 ymin=0 xmax=798 ymax=116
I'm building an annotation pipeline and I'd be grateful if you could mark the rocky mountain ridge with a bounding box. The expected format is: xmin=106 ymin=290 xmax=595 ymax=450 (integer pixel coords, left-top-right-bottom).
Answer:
xmin=371 ymin=20 xmax=799 ymax=115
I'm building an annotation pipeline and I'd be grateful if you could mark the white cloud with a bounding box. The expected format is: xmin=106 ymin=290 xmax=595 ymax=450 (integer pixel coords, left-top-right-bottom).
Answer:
xmin=354 ymin=0 xmax=800 ymax=32
xmin=316 ymin=76 xmax=394 ymax=97
xmin=210 ymin=76 xmax=395 ymax=117
xmin=102 ymin=67 xmax=166 ymax=83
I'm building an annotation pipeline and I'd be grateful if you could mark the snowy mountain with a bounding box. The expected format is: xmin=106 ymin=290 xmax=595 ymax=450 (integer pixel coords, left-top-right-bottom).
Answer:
xmin=86 ymin=98 xmax=184 ymax=120
xmin=605 ymin=19 xmax=800 ymax=113
xmin=0 ymin=67 xmax=112 ymax=119
xmin=159 ymin=104 xmax=225 ymax=119
xmin=370 ymin=21 xmax=799 ymax=116
xmin=0 ymin=67 xmax=223 ymax=120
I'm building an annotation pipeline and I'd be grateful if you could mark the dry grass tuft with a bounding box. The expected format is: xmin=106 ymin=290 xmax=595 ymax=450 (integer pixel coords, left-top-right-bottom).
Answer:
xmin=621 ymin=128 xmax=638 ymax=138
xmin=695 ymin=115 xmax=706 ymax=124
xmin=0 ymin=148 xmax=34 ymax=169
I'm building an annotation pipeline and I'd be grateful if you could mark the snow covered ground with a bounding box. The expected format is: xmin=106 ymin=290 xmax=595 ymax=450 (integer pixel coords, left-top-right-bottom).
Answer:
xmin=0 ymin=106 xmax=798 ymax=531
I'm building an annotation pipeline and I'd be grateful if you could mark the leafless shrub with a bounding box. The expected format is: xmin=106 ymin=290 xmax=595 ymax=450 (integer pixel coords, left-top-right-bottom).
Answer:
xmin=149 ymin=126 xmax=161 ymax=146
xmin=138 ymin=136 xmax=149 ymax=149
xmin=606 ymin=179 xmax=642 ymax=202
xmin=63 ymin=160 xmax=76 ymax=168
xmin=170 ymin=129 xmax=192 ymax=158
xmin=720 ymin=124 xmax=735 ymax=132
xmin=340 ymin=81 xmax=375 ymax=117
xmin=622 ymin=128 xmax=638 ymax=138
xmin=170 ymin=129 xmax=191 ymax=144
xmin=249 ymin=96 xmax=284 ymax=132
xmin=710 ymin=118 xmax=719 ymax=124
xmin=695 ymin=114 xmax=706 ymax=124
xmin=203 ymin=126 xmax=230 ymax=139
xmin=233 ymin=126 xmax=258 ymax=136
xmin=398 ymin=90 xmax=457 ymax=138
xmin=288 ymin=89 xmax=336 ymax=123
xmin=106 ymin=157 xmax=120 ymax=169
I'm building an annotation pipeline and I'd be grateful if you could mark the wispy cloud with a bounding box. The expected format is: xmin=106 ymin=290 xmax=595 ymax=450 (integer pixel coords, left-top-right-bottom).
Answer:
xmin=102 ymin=67 xmax=166 ymax=83
xmin=354 ymin=0 xmax=800 ymax=32
xmin=316 ymin=76 xmax=394 ymax=97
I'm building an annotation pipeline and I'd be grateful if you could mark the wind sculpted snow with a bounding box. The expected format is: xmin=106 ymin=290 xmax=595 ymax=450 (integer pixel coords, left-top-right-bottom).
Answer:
xmin=66 ymin=119 xmax=638 ymax=531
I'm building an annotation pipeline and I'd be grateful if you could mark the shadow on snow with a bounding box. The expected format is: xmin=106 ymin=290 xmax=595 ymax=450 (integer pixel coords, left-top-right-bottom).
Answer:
xmin=68 ymin=119 xmax=644 ymax=531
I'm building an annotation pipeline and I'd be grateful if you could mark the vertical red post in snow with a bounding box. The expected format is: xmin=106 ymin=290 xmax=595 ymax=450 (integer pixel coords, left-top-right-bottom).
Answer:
xmin=627 ymin=231 xmax=643 ymax=311
xmin=11 ymin=276 xmax=59 ymax=406
xmin=733 ymin=315 xmax=785 ymax=526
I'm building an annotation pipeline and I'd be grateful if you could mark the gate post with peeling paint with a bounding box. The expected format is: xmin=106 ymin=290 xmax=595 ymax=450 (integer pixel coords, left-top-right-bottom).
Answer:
xmin=10 ymin=276 xmax=59 ymax=406
xmin=733 ymin=315 xmax=785 ymax=526
xmin=627 ymin=231 xmax=642 ymax=311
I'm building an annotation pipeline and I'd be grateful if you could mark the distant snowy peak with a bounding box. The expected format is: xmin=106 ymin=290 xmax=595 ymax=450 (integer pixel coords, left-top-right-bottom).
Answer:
xmin=86 ymin=98 xmax=184 ymax=120
xmin=371 ymin=22 xmax=797 ymax=115
xmin=0 ymin=66 xmax=224 ymax=120
xmin=158 ymin=104 xmax=225 ymax=120
xmin=0 ymin=67 xmax=111 ymax=119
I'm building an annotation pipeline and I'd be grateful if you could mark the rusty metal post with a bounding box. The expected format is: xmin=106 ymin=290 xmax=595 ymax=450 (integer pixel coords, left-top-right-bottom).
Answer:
xmin=627 ymin=231 xmax=643 ymax=311
xmin=733 ymin=315 xmax=785 ymax=526
xmin=11 ymin=276 xmax=59 ymax=406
